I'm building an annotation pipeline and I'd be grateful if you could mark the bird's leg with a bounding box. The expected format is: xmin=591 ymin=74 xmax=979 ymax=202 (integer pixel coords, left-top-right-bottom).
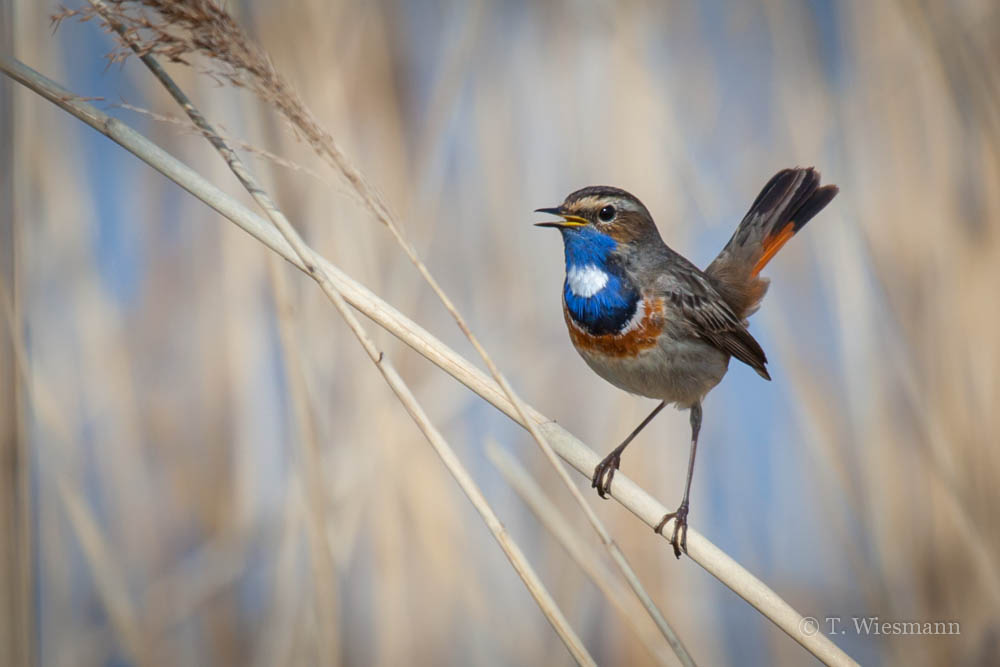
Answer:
xmin=592 ymin=400 xmax=666 ymax=499
xmin=656 ymin=401 xmax=702 ymax=558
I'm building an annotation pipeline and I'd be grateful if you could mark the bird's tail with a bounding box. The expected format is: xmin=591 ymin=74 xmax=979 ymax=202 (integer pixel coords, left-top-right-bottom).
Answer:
xmin=705 ymin=167 xmax=838 ymax=319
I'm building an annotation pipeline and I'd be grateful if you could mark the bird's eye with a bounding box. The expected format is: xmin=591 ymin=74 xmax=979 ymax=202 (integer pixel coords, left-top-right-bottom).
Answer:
xmin=598 ymin=205 xmax=616 ymax=222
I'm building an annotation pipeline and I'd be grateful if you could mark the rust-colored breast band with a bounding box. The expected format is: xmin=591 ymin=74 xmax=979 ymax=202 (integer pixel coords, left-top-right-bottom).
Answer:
xmin=565 ymin=297 xmax=664 ymax=358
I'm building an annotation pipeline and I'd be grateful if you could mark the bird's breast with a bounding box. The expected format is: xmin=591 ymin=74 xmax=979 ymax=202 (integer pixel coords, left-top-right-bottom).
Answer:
xmin=563 ymin=295 xmax=665 ymax=358
xmin=562 ymin=259 xmax=641 ymax=335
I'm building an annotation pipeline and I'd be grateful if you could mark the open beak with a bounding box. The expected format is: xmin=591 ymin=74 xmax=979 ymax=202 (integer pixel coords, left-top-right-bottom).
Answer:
xmin=533 ymin=207 xmax=588 ymax=228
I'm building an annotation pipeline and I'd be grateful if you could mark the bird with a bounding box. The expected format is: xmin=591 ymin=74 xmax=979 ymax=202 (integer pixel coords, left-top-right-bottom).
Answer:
xmin=535 ymin=168 xmax=838 ymax=557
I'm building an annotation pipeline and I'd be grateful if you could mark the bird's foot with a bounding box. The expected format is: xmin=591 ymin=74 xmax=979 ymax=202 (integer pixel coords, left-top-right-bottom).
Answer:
xmin=654 ymin=500 xmax=689 ymax=559
xmin=591 ymin=450 xmax=622 ymax=499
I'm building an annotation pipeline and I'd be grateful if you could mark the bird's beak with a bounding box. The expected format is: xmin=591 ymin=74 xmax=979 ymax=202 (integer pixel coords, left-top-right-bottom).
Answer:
xmin=533 ymin=207 xmax=588 ymax=228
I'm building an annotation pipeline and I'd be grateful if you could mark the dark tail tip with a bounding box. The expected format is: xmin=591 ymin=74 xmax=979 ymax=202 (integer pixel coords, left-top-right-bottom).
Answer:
xmin=745 ymin=169 xmax=803 ymax=218
xmin=746 ymin=168 xmax=839 ymax=235
xmin=790 ymin=182 xmax=839 ymax=233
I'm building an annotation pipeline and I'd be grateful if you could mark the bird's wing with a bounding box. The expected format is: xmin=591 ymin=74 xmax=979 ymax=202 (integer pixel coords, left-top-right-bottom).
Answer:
xmin=655 ymin=264 xmax=771 ymax=380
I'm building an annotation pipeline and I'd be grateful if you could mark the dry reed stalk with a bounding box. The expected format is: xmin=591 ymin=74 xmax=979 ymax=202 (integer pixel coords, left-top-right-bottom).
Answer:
xmin=0 ymin=55 xmax=859 ymax=667
xmin=41 ymin=11 xmax=597 ymax=661
xmin=66 ymin=5 xmax=693 ymax=662
xmin=114 ymin=102 xmax=332 ymax=183
xmin=487 ymin=442 xmax=675 ymax=667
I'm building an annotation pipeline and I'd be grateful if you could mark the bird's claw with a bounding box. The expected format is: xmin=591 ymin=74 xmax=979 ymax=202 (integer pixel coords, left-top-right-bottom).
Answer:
xmin=591 ymin=451 xmax=622 ymax=499
xmin=654 ymin=501 xmax=689 ymax=559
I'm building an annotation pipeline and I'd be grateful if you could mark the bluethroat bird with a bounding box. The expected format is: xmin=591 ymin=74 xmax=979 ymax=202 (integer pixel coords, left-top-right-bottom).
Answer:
xmin=535 ymin=168 xmax=838 ymax=557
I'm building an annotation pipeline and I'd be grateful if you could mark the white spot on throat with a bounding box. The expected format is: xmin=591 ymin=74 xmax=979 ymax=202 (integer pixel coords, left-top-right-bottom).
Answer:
xmin=567 ymin=264 xmax=609 ymax=298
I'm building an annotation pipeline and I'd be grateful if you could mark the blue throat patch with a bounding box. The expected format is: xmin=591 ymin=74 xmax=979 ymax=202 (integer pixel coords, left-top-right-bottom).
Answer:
xmin=560 ymin=227 xmax=639 ymax=336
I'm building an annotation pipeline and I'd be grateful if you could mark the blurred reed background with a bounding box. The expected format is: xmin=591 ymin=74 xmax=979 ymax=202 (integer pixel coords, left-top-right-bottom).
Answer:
xmin=2 ymin=0 xmax=999 ymax=665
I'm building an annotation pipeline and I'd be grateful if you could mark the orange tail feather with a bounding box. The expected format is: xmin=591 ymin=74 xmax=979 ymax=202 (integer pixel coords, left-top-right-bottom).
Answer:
xmin=752 ymin=222 xmax=796 ymax=276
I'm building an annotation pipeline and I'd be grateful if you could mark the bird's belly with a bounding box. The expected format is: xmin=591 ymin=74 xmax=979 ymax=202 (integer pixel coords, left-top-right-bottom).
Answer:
xmin=564 ymin=295 xmax=729 ymax=406
xmin=576 ymin=336 xmax=729 ymax=407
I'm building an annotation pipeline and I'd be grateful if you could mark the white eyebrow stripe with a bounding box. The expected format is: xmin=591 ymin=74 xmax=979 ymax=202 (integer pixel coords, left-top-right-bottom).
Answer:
xmin=614 ymin=198 xmax=640 ymax=212
xmin=566 ymin=195 xmax=639 ymax=219
xmin=567 ymin=264 xmax=609 ymax=297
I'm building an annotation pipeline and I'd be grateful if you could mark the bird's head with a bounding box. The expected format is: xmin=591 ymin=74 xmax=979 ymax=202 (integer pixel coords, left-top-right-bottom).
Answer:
xmin=535 ymin=187 xmax=653 ymax=330
xmin=534 ymin=186 xmax=659 ymax=248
